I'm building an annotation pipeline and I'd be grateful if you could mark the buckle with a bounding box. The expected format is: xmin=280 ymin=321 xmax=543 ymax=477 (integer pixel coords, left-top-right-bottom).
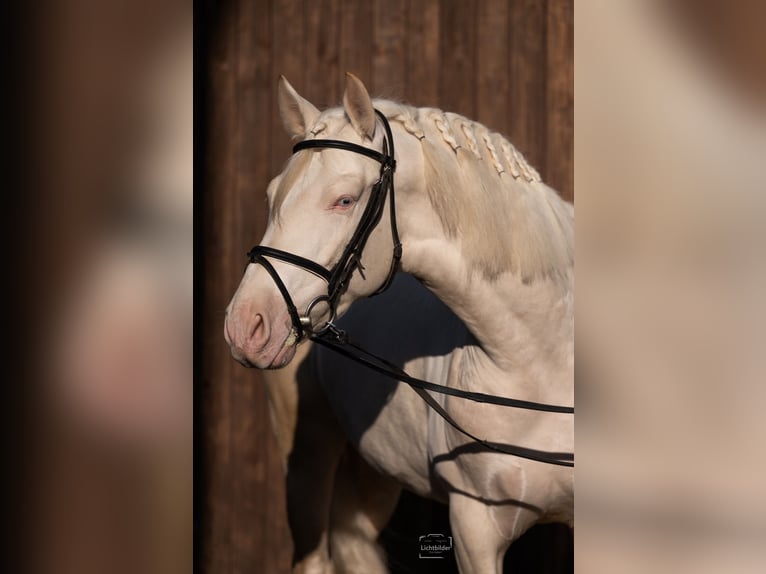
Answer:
xmin=324 ymin=322 xmax=348 ymax=344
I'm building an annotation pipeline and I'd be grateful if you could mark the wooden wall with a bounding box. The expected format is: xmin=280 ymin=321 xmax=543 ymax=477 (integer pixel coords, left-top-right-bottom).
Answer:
xmin=199 ymin=1 xmax=573 ymax=572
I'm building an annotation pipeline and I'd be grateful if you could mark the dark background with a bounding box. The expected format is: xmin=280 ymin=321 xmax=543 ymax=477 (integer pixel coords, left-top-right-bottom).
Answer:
xmin=197 ymin=1 xmax=573 ymax=572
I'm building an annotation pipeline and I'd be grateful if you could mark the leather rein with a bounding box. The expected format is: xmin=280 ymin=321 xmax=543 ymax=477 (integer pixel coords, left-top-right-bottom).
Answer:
xmin=246 ymin=110 xmax=574 ymax=467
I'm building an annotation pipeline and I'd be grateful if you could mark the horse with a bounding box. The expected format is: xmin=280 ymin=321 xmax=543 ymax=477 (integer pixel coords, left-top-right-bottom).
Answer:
xmin=225 ymin=73 xmax=574 ymax=573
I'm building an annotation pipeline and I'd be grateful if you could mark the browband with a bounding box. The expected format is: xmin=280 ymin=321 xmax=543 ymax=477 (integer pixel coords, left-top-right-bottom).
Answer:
xmin=293 ymin=138 xmax=395 ymax=169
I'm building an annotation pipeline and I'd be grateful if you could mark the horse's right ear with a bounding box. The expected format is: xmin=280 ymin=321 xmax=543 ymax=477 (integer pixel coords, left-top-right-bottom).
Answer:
xmin=277 ymin=76 xmax=320 ymax=139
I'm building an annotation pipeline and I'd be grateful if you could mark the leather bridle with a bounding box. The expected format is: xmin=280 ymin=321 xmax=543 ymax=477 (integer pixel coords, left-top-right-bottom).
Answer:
xmin=244 ymin=109 xmax=574 ymax=467
xmin=247 ymin=109 xmax=401 ymax=342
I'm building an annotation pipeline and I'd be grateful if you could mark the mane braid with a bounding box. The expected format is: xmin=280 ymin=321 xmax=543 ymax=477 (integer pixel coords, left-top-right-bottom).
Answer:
xmin=374 ymin=100 xmax=573 ymax=284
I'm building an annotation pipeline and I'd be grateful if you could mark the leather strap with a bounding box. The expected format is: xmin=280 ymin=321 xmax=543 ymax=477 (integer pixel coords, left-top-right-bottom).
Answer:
xmin=311 ymin=327 xmax=574 ymax=467
xmin=293 ymin=138 xmax=394 ymax=168
xmin=248 ymin=245 xmax=332 ymax=282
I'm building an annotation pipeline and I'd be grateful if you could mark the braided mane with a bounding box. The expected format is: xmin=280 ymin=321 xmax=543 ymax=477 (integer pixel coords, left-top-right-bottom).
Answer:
xmin=375 ymin=100 xmax=573 ymax=283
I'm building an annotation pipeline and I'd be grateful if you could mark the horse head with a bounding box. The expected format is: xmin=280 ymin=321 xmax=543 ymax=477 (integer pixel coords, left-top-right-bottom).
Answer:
xmin=225 ymin=74 xmax=401 ymax=369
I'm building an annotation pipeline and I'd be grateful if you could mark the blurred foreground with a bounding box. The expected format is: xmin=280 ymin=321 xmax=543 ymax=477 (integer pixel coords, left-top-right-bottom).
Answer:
xmin=577 ymin=1 xmax=766 ymax=572
xmin=28 ymin=1 xmax=191 ymax=573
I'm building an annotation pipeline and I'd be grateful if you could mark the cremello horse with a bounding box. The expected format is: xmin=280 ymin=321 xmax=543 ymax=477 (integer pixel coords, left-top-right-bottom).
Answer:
xmin=225 ymin=74 xmax=574 ymax=573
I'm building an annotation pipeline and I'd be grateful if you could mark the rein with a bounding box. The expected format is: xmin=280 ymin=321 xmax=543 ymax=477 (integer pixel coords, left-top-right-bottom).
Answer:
xmin=246 ymin=109 xmax=574 ymax=467
xmin=313 ymin=324 xmax=574 ymax=467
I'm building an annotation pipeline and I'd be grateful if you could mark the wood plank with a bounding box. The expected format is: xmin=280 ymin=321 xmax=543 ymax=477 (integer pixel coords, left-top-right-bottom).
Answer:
xmin=270 ymin=0 xmax=307 ymax=175
xmin=203 ymin=1 xmax=292 ymax=573
xmin=545 ymin=0 xmax=574 ymax=200
xmin=404 ymin=0 xmax=440 ymax=107
xmin=508 ymin=0 xmax=548 ymax=178
xmin=251 ymin=4 xmax=293 ymax=574
xmin=232 ymin=0 xmax=261 ymax=562
xmin=232 ymin=1 xmax=294 ymax=572
xmin=339 ymin=0 xmax=373 ymax=84
xmin=475 ymin=0 xmax=510 ymax=134
xmin=439 ymin=0 xmax=477 ymax=118
xmin=372 ymin=0 xmax=407 ymax=99
xmin=236 ymin=0 xmax=271 ymax=252
xmin=303 ymin=0 xmax=341 ymax=109
xmin=202 ymin=1 xmax=240 ymax=572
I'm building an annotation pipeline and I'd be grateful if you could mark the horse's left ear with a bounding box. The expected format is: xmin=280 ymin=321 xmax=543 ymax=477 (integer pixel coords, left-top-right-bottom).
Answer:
xmin=343 ymin=72 xmax=376 ymax=140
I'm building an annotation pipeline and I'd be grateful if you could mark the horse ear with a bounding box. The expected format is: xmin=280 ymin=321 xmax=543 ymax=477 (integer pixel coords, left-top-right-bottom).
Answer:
xmin=343 ymin=72 xmax=376 ymax=140
xmin=278 ymin=76 xmax=320 ymax=139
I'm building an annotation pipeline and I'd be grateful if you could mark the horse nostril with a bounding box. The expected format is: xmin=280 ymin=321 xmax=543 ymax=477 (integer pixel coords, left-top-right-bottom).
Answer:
xmin=224 ymin=316 xmax=234 ymax=346
xmin=248 ymin=314 xmax=268 ymax=348
xmin=249 ymin=314 xmax=262 ymax=338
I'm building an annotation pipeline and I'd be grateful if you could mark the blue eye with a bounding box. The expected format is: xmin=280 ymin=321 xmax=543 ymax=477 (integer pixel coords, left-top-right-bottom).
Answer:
xmin=335 ymin=196 xmax=355 ymax=208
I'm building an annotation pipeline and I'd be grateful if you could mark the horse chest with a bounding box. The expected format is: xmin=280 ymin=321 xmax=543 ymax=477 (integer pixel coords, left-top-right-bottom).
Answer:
xmin=317 ymin=350 xmax=440 ymax=498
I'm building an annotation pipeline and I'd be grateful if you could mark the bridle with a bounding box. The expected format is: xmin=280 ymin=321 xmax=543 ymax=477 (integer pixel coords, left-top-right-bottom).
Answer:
xmin=247 ymin=109 xmax=401 ymax=342
xmin=244 ymin=109 xmax=574 ymax=467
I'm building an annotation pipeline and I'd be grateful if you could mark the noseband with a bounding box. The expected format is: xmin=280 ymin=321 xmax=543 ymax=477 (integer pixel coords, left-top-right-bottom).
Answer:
xmin=247 ymin=109 xmax=401 ymax=342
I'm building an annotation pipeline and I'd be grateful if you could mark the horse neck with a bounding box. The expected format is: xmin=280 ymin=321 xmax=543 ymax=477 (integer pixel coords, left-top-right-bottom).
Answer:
xmin=392 ymin=126 xmax=573 ymax=374
xmin=402 ymin=236 xmax=573 ymax=375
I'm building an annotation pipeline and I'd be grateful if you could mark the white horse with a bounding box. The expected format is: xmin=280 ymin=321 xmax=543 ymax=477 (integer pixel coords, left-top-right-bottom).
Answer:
xmin=225 ymin=73 xmax=574 ymax=573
